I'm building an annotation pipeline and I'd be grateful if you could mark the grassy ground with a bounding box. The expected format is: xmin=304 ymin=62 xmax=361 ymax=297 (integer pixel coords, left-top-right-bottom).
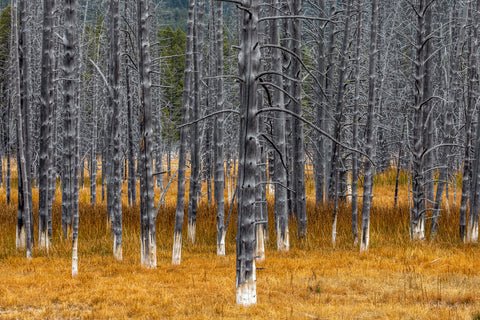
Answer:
xmin=0 ymin=169 xmax=479 ymax=319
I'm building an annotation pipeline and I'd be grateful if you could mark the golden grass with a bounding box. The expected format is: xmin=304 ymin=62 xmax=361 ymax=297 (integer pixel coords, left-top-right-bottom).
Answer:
xmin=0 ymin=168 xmax=479 ymax=319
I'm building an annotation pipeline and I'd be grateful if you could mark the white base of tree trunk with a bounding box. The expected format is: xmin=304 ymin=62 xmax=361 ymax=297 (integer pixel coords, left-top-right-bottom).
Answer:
xmin=172 ymin=232 xmax=182 ymax=265
xmin=360 ymin=222 xmax=370 ymax=252
xmin=217 ymin=231 xmax=226 ymax=256
xmin=141 ymin=230 xmax=157 ymax=269
xmin=255 ymin=227 xmax=265 ymax=262
xmin=467 ymin=222 xmax=479 ymax=243
xmin=412 ymin=218 xmax=425 ymax=241
xmin=16 ymin=225 xmax=26 ymax=249
xmin=236 ymin=264 xmax=257 ymax=306
xmin=347 ymin=172 xmax=352 ymax=203
xmin=38 ymin=230 xmax=49 ymax=253
xmin=113 ymin=235 xmax=122 ymax=260
xmin=276 ymin=225 xmax=289 ymax=251
xmin=188 ymin=221 xmax=196 ymax=244
xmin=332 ymin=215 xmax=338 ymax=246
xmin=72 ymin=237 xmax=78 ymax=277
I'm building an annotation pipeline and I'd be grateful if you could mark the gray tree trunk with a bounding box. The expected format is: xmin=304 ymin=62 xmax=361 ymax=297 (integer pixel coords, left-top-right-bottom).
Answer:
xmin=236 ymin=0 xmax=260 ymax=306
xmin=213 ymin=0 xmax=226 ymax=256
xmin=172 ymin=0 xmax=194 ymax=265
xmin=62 ymin=0 xmax=80 ymax=276
xmin=360 ymin=0 xmax=378 ymax=252
xmin=137 ymin=0 xmax=157 ymax=269
xmin=38 ymin=0 xmax=55 ymax=251
xmin=270 ymin=0 xmax=289 ymax=251
xmin=13 ymin=0 xmax=31 ymax=258
xmin=289 ymin=0 xmax=307 ymax=238
xmin=108 ymin=0 xmax=123 ymax=260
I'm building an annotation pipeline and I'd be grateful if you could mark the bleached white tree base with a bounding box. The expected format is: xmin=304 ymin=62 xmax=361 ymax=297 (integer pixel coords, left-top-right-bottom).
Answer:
xmin=360 ymin=223 xmax=370 ymax=252
xmin=187 ymin=221 xmax=196 ymax=244
xmin=411 ymin=218 xmax=425 ymax=241
xmin=38 ymin=230 xmax=49 ymax=253
xmin=276 ymin=225 xmax=289 ymax=252
xmin=172 ymin=232 xmax=182 ymax=265
xmin=255 ymin=227 xmax=265 ymax=262
xmin=332 ymin=216 xmax=338 ymax=246
xmin=236 ymin=265 xmax=257 ymax=306
xmin=72 ymin=237 xmax=78 ymax=277
xmin=217 ymin=231 xmax=226 ymax=256
xmin=16 ymin=225 xmax=26 ymax=249
xmin=467 ymin=222 xmax=479 ymax=243
xmin=141 ymin=231 xmax=157 ymax=269
xmin=113 ymin=236 xmax=122 ymax=261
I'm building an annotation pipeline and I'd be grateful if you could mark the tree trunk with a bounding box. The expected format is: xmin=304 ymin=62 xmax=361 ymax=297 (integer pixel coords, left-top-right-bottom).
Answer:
xmin=360 ymin=0 xmax=378 ymax=252
xmin=172 ymin=0 xmax=194 ymax=265
xmin=137 ymin=0 xmax=157 ymax=269
xmin=236 ymin=0 xmax=260 ymax=306
xmin=213 ymin=0 xmax=226 ymax=256
xmin=38 ymin=0 xmax=55 ymax=251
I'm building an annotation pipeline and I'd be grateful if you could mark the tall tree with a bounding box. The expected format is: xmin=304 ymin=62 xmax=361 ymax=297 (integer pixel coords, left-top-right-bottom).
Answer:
xmin=62 ymin=0 xmax=80 ymax=276
xmin=38 ymin=0 xmax=55 ymax=250
xmin=137 ymin=0 xmax=157 ymax=269
xmin=172 ymin=0 xmax=194 ymax=265
xmin=236 ymin=0 xmax=260 ymax=306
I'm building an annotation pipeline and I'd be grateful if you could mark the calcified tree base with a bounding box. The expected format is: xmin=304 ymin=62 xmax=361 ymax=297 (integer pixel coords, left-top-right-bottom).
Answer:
xmin=332 ymin=216 xmax=338 ymax=246
xmin=16 ymin=225 xmax=26 ymax=249
xmin=360 ymin=223 xmax=370 ymax=252
xmin=236 ymin=264 xmax=256 ymax=306
xmin=72 ymin=237 xmax=78 ymax=277
xmin=217 ymin=231 xmax=226 ymax=256
xmin=172 ymin=232 xmax=182 ymax=265
xmin=187 ymin=222 xmax=196 ymax=244
xmin=467 ymin=223 xmax=479 ymax=243
xmin=38 ymin=230 xmax=50 ymax=253
xmin=141 ymin=232 xmax=157 ymax=269
xmin=255 ymin=227 xmax=265 ymax=262
xmin=276 ymin=225 xmax=289 ymax=252
xmin=113 ymin=236 xmax=122 ymax=261
xmin=411 ymin=218 xmax=425 ymax=241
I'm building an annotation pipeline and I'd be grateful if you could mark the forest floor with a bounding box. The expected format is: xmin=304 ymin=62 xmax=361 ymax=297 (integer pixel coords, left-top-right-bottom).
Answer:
xmin=0 ymin=169 xmax=479 ymax=319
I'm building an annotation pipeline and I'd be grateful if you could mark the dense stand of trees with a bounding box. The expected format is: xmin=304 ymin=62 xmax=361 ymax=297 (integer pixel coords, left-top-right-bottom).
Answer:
xmin=1 ymin=0 xmax=480 ymax=306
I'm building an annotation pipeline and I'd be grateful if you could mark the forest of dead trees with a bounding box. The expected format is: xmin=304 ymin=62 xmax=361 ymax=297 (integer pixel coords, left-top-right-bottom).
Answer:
xmin=1 ymin=0 xmax=480 ymax=306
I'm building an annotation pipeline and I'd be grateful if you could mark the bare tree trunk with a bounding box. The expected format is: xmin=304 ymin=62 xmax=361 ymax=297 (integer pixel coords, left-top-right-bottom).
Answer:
xmin=13 ymin=0 xmax=31 ymax=258
xmin=268 ymin=0 xmax=288 ymax=251
xmin=289 ymin=0 xmax=307 ymax=238
xmin=109 ymin=0 xmax=123 ymax=260
xmin=330 ymin=0 xmax=352 ymax=245
xmin=38 ymin=0 xmax=55 ymax=251
xmin=213 ymin=0 xmax=226 ymax=256
xmin=360 ymin=0 xmax=378 ymax=252
xmin=236 ymin=0 xmax=260 ymax=306
xmin=137 ymin=0 xmax=156 ymax=269
xmin=172 ymin=0 xmax=194 ymax=265
xmin=188 ymin=0 xmax=205 ymax=244
xmin=62 ymin=0 xmax=80 ymax=276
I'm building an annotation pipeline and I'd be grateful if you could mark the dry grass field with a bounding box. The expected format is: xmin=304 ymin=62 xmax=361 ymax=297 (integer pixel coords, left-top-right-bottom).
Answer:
xmin=0 ymin=167 xmax=480 ymax=319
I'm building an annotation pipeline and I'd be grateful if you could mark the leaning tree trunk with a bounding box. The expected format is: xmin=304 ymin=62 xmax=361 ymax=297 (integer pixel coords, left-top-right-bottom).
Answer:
xmin=38 ymin=0 xmax=55 ymax=251
xmin=137 ymin=0 xmax=157 ymax=269
xmin=172 ymin=0 xmax=194 ymax=265
xmin=13 ymin=0 xmax=31 ymax=258
xmin=360 ymin=0 xmax=378 ymax=252
xmin=236 ymin=0 xmax=260 ymax=306
xmin=62 ymin=0 xmax=80 ymax=276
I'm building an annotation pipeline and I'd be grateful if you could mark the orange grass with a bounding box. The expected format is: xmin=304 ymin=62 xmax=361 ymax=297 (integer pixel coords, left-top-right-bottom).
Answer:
xmin=0 ymin=167 xmax=479 ymax=319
